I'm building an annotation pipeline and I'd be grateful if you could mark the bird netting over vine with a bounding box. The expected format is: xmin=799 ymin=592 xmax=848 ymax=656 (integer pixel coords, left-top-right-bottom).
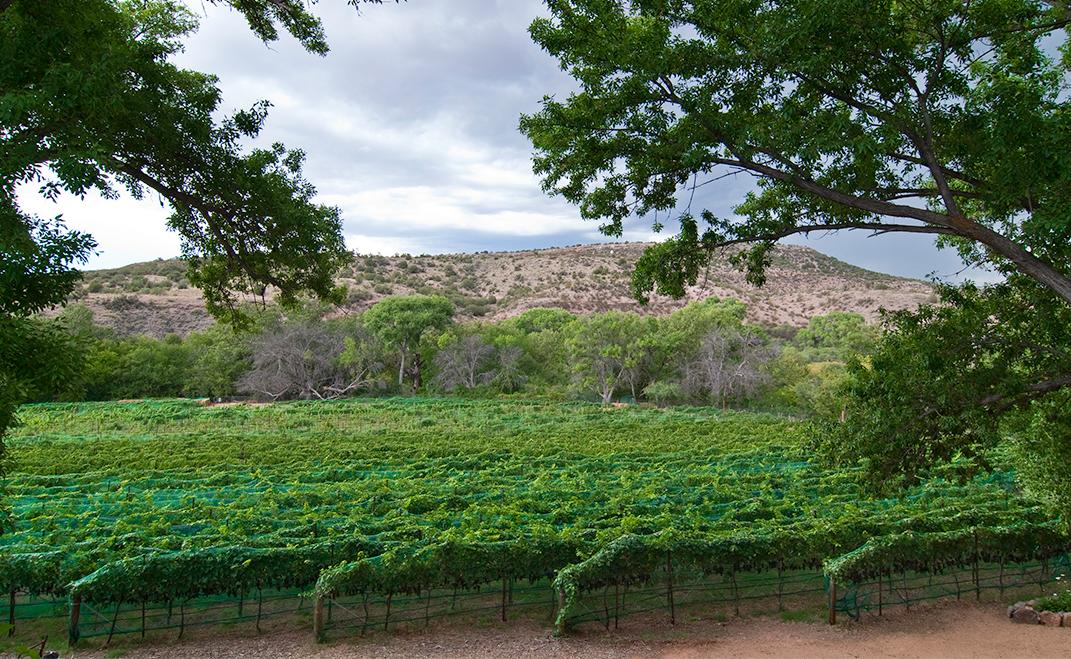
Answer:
xmin=0 ymin=399 xmax=1065 ymax=643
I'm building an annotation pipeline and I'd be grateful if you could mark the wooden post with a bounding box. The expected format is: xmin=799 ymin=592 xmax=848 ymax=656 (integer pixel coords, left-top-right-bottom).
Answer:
xmin=999 ymin=556 xmax=1005 ymax=596
xmin=256 ymin=588 xmax=263 ymax=633
xmin=501 ymin=577 xmax=508 ymax=622
xmin=7 ymin=590 xmax=14 ymax=637
xmin=555 ymin=587 xmax=567 ymax=636
xmin=777 ymin=560 xmax=785 ymax=612
xmin=313 ymin=595 xmax=325 ymax=642
xmin=828 ymin=579 xmax=837 ymax=625
xmin=383 ymin=593 xmax=392 ymax=631
xmin=602 ymin=586 xmax=610 ymax=630
xmin=973 ymin=532 xmax=981 ymax=601
xmin=877 ymin=575 xmax=883 ymax=616
xmin=68 ymin=595 xmax=82 ymax=645
xmin=424 ymin=588 xmax=431 ymax=628
xmin=666 ymin=552 xmax=676 ymax=625
xmin=361 ymin=593 xmax=369 ymax=637
xmin=614 ymin=582 xmax=620 ymax=630
xmin=141 ymin=600 xmax=146 ymax=639
xmin=731 ymin=569 xmax=740 ymax=617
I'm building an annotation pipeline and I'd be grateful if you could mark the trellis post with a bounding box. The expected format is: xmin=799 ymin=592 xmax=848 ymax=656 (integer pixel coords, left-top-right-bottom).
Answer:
xmin=68 ymin=595 xmax=81 ymax=645
xmin=313 ymin=595 xmax=325 ymax=642
xmin=827 ymin=578 xmax=837 ymax=625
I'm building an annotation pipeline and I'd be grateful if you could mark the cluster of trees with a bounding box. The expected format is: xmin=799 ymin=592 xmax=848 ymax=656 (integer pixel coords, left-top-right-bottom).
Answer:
xmin=39 ymin=296 xmax=877 ymax=414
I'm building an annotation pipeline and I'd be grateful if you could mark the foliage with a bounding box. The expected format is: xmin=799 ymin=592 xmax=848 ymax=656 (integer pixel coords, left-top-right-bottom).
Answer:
xmin=816 ymin=277 xmax=1071 ymax=492
xmin=568 ymin=311 xmax=650 ymax=403
xmin=521 ymin=0 xmax=1071 ymax=304
xmin=1 ymin=0 xmax=355 ymax=323
xmin=1037 ymin=588 xmax=1071 ymax=613
xmin=1 ymin=398 xmax=1059 ymax=608
xmin=823 ymin=522 xmax=1068 ymax=584
xmin=793 ymin=312 xmax=878 ymax=363
xmin=239 ymin=315 xmax=382 ymax=400
xmin=364 ymin=295 xmax=455 ymax=390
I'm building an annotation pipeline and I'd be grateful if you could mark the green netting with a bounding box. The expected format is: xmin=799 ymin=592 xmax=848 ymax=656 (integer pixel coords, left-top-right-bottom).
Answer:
xmin=3 ymin=399 xmax=1069 ymax=645
xmin=72 ymin=588 xmax=309 ymax=642
xmin=320 ymin=579 xmax=559 ymax=639
xmin=833 ymin=558 xmax=1066 ymax=620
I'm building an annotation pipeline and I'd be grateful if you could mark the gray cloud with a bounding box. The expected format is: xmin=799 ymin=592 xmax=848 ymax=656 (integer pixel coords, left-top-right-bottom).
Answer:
xmin=31 ymin=0 xmax=985 ymax=284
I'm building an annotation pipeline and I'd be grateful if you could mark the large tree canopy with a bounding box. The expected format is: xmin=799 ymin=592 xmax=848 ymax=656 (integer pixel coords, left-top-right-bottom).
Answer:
xmin=522 ymin=0 xmax=1071 ymax=507
xmin=0 ymin=0 xmax=392 ymax=514
xmin=521 ymin=0 xmax=1071 ymax=303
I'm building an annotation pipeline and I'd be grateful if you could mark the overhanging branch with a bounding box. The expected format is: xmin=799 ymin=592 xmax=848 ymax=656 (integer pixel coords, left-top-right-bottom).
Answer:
xmin=709 ymin=221 xmax=958 ymax=248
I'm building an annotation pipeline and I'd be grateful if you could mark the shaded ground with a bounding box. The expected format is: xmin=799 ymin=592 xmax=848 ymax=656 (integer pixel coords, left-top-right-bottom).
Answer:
xmin=73 ymin=600 xmax=1070 ymax=658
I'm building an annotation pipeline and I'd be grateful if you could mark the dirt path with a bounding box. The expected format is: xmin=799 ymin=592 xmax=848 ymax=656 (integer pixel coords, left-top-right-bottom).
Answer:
xmin=72 ymin=601 xmax=1069 ymax=658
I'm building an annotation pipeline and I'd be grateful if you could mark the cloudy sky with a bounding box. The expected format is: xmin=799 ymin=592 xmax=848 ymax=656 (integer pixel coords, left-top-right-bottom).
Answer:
xmin=19 ymin=0 xmax=988 ymax=282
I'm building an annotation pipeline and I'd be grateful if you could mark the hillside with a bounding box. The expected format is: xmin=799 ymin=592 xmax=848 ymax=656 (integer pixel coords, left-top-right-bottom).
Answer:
xmin=64 ymin=242 xmax=936 ymax=337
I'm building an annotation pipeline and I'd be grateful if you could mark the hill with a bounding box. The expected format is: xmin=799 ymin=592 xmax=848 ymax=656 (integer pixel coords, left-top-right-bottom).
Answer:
xmin=64 ymin=243 xmax=936 ymax=337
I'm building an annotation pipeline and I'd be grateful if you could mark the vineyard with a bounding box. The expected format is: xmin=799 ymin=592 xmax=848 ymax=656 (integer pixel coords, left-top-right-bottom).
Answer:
xmin=2 ymin=398 xmax=1066 ymax=646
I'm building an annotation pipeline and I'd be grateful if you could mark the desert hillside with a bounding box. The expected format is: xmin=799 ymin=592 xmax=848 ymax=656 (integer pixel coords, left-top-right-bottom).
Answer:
xmin=64 ymin=243 xmax=936 ymax=337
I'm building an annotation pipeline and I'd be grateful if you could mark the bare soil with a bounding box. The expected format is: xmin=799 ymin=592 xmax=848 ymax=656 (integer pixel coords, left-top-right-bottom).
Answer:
xmin=72 ymin=600 xmax=1070 ymax=658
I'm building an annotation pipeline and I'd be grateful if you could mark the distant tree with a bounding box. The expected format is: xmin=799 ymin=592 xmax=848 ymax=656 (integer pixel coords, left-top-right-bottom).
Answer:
xmin=239 ymin=318 xmax=381 ymax=400
xmin=364 ymin=295 xmax=454 ymax=391
xmin=491 ymin=345 xmax=528 ymax=393
xmin=794 ymin=312 xmax=879 ymax=363
xmin=433 ymin=334 xmax=497 ymax=392
xmin=682 ymin=328 xmax=775 ymax=407
xmin=184 ymin=324 xmax=253 ymax=398
xmin=569 ymin=311 xmax=648 ymax=404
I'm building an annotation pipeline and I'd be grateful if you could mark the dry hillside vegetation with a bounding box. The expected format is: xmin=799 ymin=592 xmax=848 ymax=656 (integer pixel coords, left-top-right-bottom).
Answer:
xmin=66 ymin=243 xmax=935 ymax=337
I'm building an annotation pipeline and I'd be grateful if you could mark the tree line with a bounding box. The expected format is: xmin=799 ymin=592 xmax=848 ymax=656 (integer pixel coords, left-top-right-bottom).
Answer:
xmin=37 ymin=296 xmax=877 ymax=415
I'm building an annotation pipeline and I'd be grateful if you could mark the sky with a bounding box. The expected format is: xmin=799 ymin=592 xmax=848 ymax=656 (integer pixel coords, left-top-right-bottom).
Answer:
xmin=17 ymin=0 xmax=991 ymax=283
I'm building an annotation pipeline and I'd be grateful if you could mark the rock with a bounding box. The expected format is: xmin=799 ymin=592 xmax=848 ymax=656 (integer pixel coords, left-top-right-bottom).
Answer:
xmin=42 ymin=652 xmax=59 ymax=659
xmin=1063 ymin=612 xmax=1071 ymax=628
xmin=1039 ymin=611 xmax=1062 ymax=626
xmin=1012 ymin=606 xmax=1040 ymax=625
xmin=1009 ymin=601 xmax=1027 ymax=618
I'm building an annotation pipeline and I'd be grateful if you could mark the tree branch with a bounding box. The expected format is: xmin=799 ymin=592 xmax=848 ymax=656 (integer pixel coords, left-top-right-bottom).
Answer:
xmin=980 ymin=374 xmax=1071 ymax=411
xmin=709 ymin=221 xmax=958 ymax=247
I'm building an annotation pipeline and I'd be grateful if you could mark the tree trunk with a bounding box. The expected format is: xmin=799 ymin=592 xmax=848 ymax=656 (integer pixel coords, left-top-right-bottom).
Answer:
xmin=412 ymin=354 xmax=423 ymax=391
xmin=398 ymin=350 xmax=406 ymax=387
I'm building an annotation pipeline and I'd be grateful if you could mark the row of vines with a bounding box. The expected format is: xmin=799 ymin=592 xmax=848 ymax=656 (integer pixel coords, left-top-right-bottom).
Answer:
xmin=3 ymin=398 xmax=1065 ymax=641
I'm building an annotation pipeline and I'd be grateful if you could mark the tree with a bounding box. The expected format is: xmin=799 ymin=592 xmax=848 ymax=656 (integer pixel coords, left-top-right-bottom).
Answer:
xmin=520 ymin=1 xmax=1071 ymax=304
xmin=1 ymin=0 xmax=393 ymax=517
xmin=816 ymin=276 xmax=1071 ymax=491
xmin=184 ymin=324 xmax=254 ymax=398
xmin=433 ymin=333 xmax=497 ymax=392
xmin=569 ymin=311 xmax=648 ymax=403
xmin=682 ymin=327 xmax=775 ymax=407
xmin=794 ymin=312 xmax=879 ymax=363
xmin=364 ymin=295 xmax=454 ymax=391
xmin=239 ymin=317 xmax=382 ymax=400
xmin=522 ymin=0 xmax=1071 ymax=503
